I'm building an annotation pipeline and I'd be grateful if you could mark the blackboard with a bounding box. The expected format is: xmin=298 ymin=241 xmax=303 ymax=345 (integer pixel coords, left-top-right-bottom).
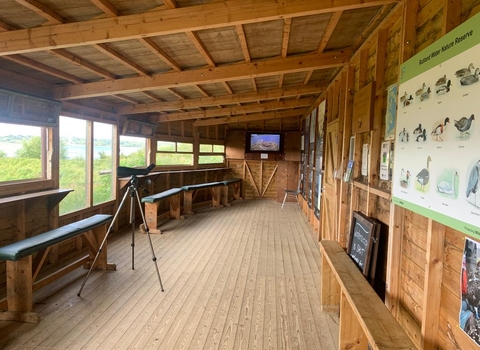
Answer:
xmin=347 ymin=211 xmax=379 ymax=278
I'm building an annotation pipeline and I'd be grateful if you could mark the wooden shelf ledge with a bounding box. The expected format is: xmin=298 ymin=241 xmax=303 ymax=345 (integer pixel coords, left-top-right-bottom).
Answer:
xmin=320 ymin=240 xmax=415 ymax=350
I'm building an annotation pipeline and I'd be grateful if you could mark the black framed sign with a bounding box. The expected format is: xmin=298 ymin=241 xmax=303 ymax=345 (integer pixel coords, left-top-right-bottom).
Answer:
xmin=347 ymin=211 xmax=380 ymax=279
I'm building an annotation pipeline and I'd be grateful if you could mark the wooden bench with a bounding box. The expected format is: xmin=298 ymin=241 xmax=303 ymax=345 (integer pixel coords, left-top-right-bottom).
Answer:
xmin=182 ymin=182 xmax=223 ymax=215
xmin=0 ymin=214 xmax=114 ymax=323
xmin=320 ymin=240 xmax=415 ymax=350
xmin=219 ymin=178 xmax=242 ymax=206
xmin=141 ymin=187 xmax=184 ymax=234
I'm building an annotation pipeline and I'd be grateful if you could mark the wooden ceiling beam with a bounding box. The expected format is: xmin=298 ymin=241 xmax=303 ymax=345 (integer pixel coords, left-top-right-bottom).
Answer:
xmin=142 ymin=91 xmax=164 ymax=101
xmin=114 ymin=94 xmax=142 ymax=104
xmin=89 ymin=0 xmax=119 ymax=17
xmin=194 ymin=108 xmax=306 ymax=126
xmin=94 ymin=43 xmax=149 ymax=76
xmin=236 ymin=24 xmax=251 ymax=63
xmin=55 ymin=50 xmax=349 ymax=99
xmin=196 ymin=85 xmax=210 ymax=97
xmin=0 ymin=0 xmax=398 ymax=55
xmin=50 ymin=49 xmax=116 ymax=79
xmin=0 ymin=21 xmax=15 ymax=32
xmin=139 ymin=38 xmax=182 ymax=71
xmin=167 ymin=88 xmax=186 ymax=99
xmin=282 ymin=18 xmax=292 ymax=57
xmin=185 ymin=32 xmax=216 ymax=67
xmin=118 ymin=83 xmax=324 ymax=114
xmin=161 ymin=0 xmax=216 ymax=69
xmin=317 ymin=11 xmax=343 ymax=53
xmin=156 ymin=97 xmax=314 ymax=122
xmin=14 ymin=0 xmax=64 ymax=24
xmin=162 ymin=0 xmax=178 ymax=9
xmin=3 ymin=54 xmax=83 ymax=83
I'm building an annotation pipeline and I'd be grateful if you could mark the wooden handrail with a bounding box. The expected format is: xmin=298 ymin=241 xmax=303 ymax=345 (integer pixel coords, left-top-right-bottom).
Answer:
xmin=320 ymin=240 xmax=416 ymax=350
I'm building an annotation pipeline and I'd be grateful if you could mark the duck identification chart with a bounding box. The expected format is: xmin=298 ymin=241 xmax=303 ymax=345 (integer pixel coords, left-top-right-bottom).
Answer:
xmin=392 ymin=12 xmax=480 ymax=239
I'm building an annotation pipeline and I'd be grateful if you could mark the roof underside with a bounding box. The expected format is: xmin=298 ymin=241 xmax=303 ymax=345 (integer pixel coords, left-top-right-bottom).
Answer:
xmin=0 ymin=0 xmax=399 ymax=127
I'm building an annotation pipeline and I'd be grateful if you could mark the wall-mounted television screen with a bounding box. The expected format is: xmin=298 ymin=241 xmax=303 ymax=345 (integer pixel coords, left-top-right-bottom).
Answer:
xmin=245 ymin=132 xmax=284 ymax=153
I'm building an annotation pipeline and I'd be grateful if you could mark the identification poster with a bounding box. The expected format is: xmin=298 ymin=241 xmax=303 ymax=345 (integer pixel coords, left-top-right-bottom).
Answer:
xmin=392 ymin=12 xmax=480 ymax=239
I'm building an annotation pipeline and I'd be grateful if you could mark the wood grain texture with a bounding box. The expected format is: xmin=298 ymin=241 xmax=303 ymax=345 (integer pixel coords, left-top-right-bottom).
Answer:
xmin=0 ymin=199 xmax=336 ymax=350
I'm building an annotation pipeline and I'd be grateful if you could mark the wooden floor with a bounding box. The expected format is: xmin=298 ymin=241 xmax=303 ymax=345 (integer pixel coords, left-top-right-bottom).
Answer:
xmin=0 ymin=200 xmax=338 ymax=350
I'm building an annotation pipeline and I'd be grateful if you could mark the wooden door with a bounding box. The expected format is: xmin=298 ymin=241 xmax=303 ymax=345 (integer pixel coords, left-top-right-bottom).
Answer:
xmin=276 ymin=161 xmax=299 ymax=202
xmin=321 ymin=120 xmax=340 ymax=241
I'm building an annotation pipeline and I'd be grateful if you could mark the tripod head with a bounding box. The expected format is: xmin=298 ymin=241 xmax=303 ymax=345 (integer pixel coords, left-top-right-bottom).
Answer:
xmin=117 ymin=163 xmax=156 ymax=178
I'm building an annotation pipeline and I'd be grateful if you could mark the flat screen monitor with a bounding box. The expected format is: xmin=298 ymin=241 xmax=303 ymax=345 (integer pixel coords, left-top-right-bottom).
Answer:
xmin=246 ymin=132 xmax=284 ymax=153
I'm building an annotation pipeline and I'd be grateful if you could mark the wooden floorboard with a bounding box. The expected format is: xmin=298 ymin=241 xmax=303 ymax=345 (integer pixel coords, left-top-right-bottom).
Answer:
xmin=0 ymin=200 xmax=338 ymax=350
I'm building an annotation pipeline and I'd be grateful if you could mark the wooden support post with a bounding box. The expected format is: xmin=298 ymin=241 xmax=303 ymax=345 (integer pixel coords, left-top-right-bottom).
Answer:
xmin=220 ymin=186 xmax=230 ymax=206
xmin=168 ymin=193 xmax=182 ymax=219
xmin=233 ymin=182 xmax=241 ymax=200
xmin=209 ymin=187 xmax=222 ymax=208
xmin=421 ymin=219 xmax=445 ymax=350
xmin=144 ymin=202 xmax=162 ymax=234
xmin=183 ymin=191 xmax=194 ymax=215
xmin=0 ymin=256 xmax=41 ymax=323
xmin=321 ymin=248 xmax=340 ymax=312
xmin=339 ymin=291 xmax=368 ymax=350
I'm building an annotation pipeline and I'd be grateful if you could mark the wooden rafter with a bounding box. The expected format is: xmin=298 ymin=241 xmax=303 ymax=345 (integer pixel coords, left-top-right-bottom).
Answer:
xmin=139 ymin=38 xmax=182 ymax=71
xmin=303 ymin=70 xmax=314 ymax=84
xmin=114 ymin=94 xmax=141 ymax=104
xmin=353 ymin=5 xmax=393 ymax=50
xmin=3 ymin=55 xmax=83 ymax=83
xmin=163 ymin=0 xmax=216 ymax=69
xmin=50 ymin=49 xmax=116 ymax=79
xmin=94 ymin=44 xmax=149 ymax=76
xmin=282 ymin=18 xmax=292 ymax=57
xmin=196 ymin=86 xmax=210 ymax=97
xmin=156 ymin=97 xmax=314 ymax=122
xmin=167 ymin=88 xmax=186 ymax=100
xmin=186 ymin=32 xmax=216 ymax=68
xmin=0 ymin=0 xmax=399 ymax=56
xmin=89 ymin=0 xmax=119 ymax=17
xmin=141 ymin=91 xmax=164 ymax=101
xmin=193 ymin=108 xmax=306 ymax=126
xmin=317 ymin=11 xmax=343 ymax=53
xmin=118 ymin=84 xmax=324 ymax=114
xmin=14 ymin=0 xmax=64 ymax=24
xmin=162 ymin=0 xmax=178 ymax=9
xmin=251 ymin=78 xmax=258 ymax=92
xmin=223 ymin=82 xmax=234 ymax=94
xmin=236 ymin=24 xmax=251 ymax=63
xmin=0 ymin=21 xmax=15 ymax=32
xmin=54 ymin=50 xmax=349 ymax=99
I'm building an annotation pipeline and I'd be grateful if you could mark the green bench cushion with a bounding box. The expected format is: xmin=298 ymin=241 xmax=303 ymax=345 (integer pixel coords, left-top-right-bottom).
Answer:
xmin=219 ymin=178 xmax=241 ymax=186
xmin=142 ymin=187 xmax=184 ymax=203
xmin=182 ymin=182 xmax=223 ymax=191
xmin=0 ymin=214 xmax=113 ymax=261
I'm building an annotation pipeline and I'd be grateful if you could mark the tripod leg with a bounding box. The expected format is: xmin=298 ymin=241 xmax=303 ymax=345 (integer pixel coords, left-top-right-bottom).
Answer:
xmin=130 ymin=190 xmax=135 ymax=270
xmin=135 ymin=191 xmax=165 ymax=292
xmin=77 ymin=187 xmax=130 ymax=297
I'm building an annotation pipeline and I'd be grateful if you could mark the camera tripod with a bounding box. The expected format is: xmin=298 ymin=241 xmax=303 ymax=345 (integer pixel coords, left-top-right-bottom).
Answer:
xmin=77 ymin=164 xmax=164 ymax=297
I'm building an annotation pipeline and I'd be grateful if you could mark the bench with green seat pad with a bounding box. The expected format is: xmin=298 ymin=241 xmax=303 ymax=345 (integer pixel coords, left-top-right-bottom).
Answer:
xmin=0 ymin=214 xmax=113 ymax=323
xmin=141 ymin=187 xmax=184 ymax=234
xmin=181 ymin=182 xmax=223 ymax=215
xmin=218 ymin=178 xmax=242 ymax=205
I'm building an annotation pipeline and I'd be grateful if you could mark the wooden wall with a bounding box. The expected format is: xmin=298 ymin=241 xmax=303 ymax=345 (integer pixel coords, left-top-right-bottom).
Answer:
xmin=226 ymin=118 xmax=302 ymax=200
xmin=311 ymin=1 xmax=480 ymax=349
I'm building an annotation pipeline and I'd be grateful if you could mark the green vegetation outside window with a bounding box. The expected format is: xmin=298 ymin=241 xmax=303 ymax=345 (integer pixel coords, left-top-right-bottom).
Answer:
xmin=59 ymin=116 xmax=117 ymax=215
xmin=119 ymin=135 xmax=146 ymax=167
xmin=156 ymin=140 xmax=193 ymax=166
xmin=0 ymin=123 xmax=47 ymax=182
xmin=199 ymin=143 xmax=225 ymax=165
